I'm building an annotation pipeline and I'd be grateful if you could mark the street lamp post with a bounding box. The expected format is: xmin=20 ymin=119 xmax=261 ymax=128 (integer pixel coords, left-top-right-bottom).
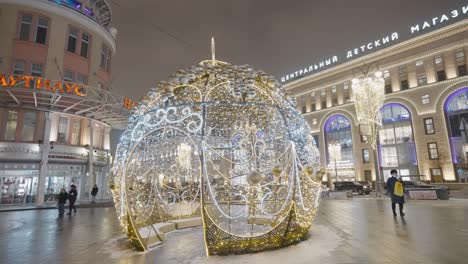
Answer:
xmin=328 ymin=143 xmax=341 ymax=187
xmin=352 ymin=71 xmax=385 ymax=196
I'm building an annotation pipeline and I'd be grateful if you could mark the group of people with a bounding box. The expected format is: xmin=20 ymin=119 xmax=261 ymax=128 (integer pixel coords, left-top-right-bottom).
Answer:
xmin=57 ymin=184 xmax=99 ymax=217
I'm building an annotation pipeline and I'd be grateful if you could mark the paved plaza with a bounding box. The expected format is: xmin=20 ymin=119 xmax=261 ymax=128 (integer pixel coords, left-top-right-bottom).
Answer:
xmin=1 ymin=198 xmax=468 ymax=264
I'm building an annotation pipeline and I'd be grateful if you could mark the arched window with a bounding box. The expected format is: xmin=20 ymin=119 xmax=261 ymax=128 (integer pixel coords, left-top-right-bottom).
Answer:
xmin=324 ymin=115 xmax=354 ymax=180
xmin=445 ymin=88 xmax=468 ymax=182
xmin=379 ymin=104 xmax=417 ymax=180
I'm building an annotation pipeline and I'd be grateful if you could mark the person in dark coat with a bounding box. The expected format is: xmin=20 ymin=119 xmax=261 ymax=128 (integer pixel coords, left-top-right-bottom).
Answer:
xmin=67 ymin=184 xmax=78 ymax=215
xmin=57 ymin=188 xmax=68 ymax=217
xmin=91 ymin=184 xmax=99 ymax=204
xmin=386 ymin=169 xmax=405 ymax=216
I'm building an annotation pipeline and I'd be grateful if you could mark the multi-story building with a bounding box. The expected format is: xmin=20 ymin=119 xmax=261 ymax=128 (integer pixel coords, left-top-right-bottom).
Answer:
xmin=286 ymin=17 xmax=468 ymax=184
xmin=0 ymin=0 xmax=132 ymax=205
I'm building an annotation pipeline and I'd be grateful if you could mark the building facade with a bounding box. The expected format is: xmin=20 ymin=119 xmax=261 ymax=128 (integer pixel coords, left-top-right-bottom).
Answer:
xmin=0 ymin=0 xmax=131 ymax=205
xmin=286 ymin=19 xmax=468 ymax=184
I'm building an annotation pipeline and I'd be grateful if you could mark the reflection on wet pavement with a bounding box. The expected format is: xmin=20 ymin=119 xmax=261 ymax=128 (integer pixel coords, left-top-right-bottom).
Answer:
xmin=1 ymin=199 xmax=468 ymax=264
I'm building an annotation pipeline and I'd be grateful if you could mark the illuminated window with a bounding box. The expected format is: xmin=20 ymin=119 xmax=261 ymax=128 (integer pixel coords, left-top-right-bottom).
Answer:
xmin=19 ymin=14 xmax=32 ymax=41
xmin=383 ymin=70 xmax=390 ymax=79
xmin=435 ymin=55 xmax=443 ymax=65
xmin=415 ymin=59 xmax=423 ymax=67
xmin=57 ymin=116 xmax=69 ymax=144
xmin=455 ymin=50 xmax=465 ymax=61
xmin=67 ymin=27 xmax=79 ymax=53
xmin=22 ymin=112 xmax=36 ymax=141
xmin=63 ymin=70 xmax=74 ymax=82
xmin=421 ymin=95 xmax=430 ymax=105
xmin=4 ymin=111 xmax=18 ymax=140
xmin=362 ymin=149 xmax=370 ymax=163
xmin=424 ymin=118 xmax=435 ymax=135
xmin=31 ymin=63 xmax=43 ymax=77
xmin=35 ymin=17 xmax=49 ymax=44
xmin=417 ymin=73 xmax=427 ymax=86
xmin=428 ymin=143 xmax=439 ymax=160
xmin=13 ymin=60 xmax=25 ymax=75
xmin=430 ymin=168 xmax=442 ymax=177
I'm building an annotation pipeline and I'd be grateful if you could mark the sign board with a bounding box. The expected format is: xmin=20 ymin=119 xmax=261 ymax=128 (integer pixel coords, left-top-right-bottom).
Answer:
xmin=0 ymin=74 xmax=87 ymax=97
xmin=281 ymin=4 xmax=468 ymax=83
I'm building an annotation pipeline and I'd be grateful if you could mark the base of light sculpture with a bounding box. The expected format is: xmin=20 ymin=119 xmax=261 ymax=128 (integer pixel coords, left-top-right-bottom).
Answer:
xmin=202 ymin=203 xmax=310 ymax=255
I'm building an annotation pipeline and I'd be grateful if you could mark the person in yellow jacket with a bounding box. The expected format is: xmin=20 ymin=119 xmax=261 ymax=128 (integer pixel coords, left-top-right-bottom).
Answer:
xmin=386 ymin=169 xmax=405 ymax=216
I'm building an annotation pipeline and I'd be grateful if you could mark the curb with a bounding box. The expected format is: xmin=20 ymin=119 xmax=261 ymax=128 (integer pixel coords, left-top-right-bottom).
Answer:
xmin=0 ymin=201 xmax=114 ymax=212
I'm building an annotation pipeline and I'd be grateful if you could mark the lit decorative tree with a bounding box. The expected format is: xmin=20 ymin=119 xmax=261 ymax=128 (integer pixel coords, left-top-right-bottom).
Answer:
xmin=352 ymin=71 xmax=385 ymax=196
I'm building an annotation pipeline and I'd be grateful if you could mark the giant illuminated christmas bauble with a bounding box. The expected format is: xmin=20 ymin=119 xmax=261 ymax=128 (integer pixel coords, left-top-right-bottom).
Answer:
xmin=112 ymin=52 xmax=322 ymax=255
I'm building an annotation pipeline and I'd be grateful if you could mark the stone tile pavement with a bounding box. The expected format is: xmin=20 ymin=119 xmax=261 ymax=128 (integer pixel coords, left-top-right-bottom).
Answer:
xmin=1 ymin=198 xmax=467 ymax=264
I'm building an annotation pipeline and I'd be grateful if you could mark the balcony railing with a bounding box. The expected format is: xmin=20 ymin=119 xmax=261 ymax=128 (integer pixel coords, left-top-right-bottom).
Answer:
xmin=48 ymin=0 xmax=112 ymax=27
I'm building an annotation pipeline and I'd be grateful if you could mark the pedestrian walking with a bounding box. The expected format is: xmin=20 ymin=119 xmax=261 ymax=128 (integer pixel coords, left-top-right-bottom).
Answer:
xmin=386 ymin=169 xmax=405 ymax=216
xmin=57 ymin=188 xmax=68 ymax=217
xmin=91 ymin=184 xmax=99 ymax=204
xmin=67 ymin=184 xmax=78 ymax=215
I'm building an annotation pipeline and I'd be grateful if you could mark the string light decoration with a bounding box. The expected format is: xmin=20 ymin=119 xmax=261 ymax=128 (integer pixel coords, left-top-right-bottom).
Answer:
xmin=352 ymin=71 xmax=385 ymax=195
xmin=111 ymin=39 xmax=322 ymax=255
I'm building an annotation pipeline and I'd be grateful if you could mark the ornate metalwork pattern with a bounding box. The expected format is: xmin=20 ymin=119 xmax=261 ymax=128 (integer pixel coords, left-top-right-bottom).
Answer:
xmin=112 ymin=54 xmax=322 ymax=255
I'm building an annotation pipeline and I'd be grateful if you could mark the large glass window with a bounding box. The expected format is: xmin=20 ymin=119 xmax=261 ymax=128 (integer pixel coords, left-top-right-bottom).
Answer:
xmin=35 ymin=17 xmax=48 ymax=44
xmin=18 ymin=14 xmax=32 ymax=41
xmin=21 ymin=112 xmax=36 ymax=141
xmin=325 ymin=115 xmax=354 ymax=163
xmin=70 ymin=119 xmax=81 ymax=145
xmin=445 ymin=88 xmax=468 ymax=182
xmin=379 ymin=104 xmax=418 ymax=180
xmin=57 ymin=116 xmax=69 ymax=144
xmin=67 ymin=27 xmax=78 ymax=53
xmin=4 ymin=111 xmax=18 ymax=141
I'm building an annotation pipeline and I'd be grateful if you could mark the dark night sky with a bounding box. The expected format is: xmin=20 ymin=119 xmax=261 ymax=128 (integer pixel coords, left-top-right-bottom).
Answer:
xmin=107 ymin=0 xmax=466 ymax=99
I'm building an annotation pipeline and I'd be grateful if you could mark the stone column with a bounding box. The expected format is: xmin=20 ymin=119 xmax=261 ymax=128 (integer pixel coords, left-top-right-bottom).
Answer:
xmin=36 ymin=112 xmax=52 ymax=205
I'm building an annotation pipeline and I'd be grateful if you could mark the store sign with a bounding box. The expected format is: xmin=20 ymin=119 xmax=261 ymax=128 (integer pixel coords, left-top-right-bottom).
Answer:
xmin=281 ymin=4 xmax=468 ymax=83
xmin=0 ymin=74 xmax=87 ymax=97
